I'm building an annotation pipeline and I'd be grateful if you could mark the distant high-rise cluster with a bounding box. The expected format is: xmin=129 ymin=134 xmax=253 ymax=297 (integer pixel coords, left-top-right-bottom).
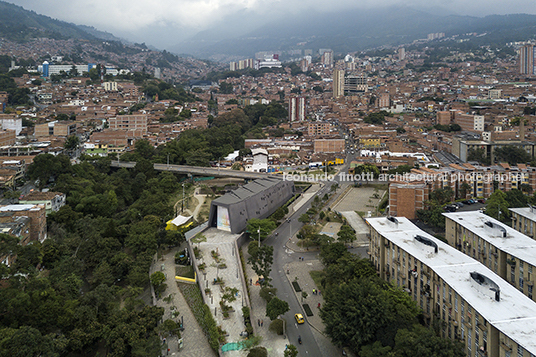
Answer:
xmin=519 ymin=44 xmax=536 ymax=75
xmin=229 ymin=55 xmax=281 ymax=71
xmin=229 ymin=58 xmax=255 ymax=71
xmin=300 ymin=56 xmax=312 ymax=72
xmin=320 ymin=49 xmax=333 ymax=67
xmin=427 ymin=32 xmax=445 ymax=40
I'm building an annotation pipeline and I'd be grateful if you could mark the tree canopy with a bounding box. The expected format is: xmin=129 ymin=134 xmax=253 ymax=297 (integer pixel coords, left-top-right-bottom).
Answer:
xmin=318 ymin=242 xmax=462 ymax=356
xmin=485 ymin=189 xmax=510 ymax=222
xmin=493 ymin=146 xmax=532 ymax=165
xmin=0 ymin=154 xmax=188 ymax=355
xmin=246 ymin=218 xmax=276 ymax=243
xmin=265 ymin=297 xmax=290 ymax=320
xmin=247 ymin=242 xmax=274 ymax=286
xmin=337 ymin=225 xmax=356 ymax=244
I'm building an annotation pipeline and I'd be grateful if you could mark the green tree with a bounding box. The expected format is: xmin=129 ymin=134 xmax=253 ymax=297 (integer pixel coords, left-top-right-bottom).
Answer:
xmin=265 ymin=297 xmax=290 ymax=320
xmin=354 ymin=164 xmax=380 ymax=179
xmin=319 ymin=242 xmax=350 ymax=266
xmin=0 ymin=234 xmax=19 ymax=276
xmin=246 ymin=218 xmax=276 ymax=243
xmin=69 ymin=65 xmax=79 ymax=77
xmin=179 ymin=109 xmax=192 ymax=119
xmin=322 ymin=256 xmax=378 ymax=289
xmin=27 ymin=154 xmax=72 ymax=188
xmin=320 ymin=279 xmax=418 ymax=353
xmin=219 ymin=81 xmax=233 ymax=94
xmin=150 ymin=271 xmax=166 ymax=295
xmin=429 ymin=187 xmax=454 ymax=205
xmin=505 ymin=189 xmax=528 ymax=208
xmin=364 ymin=111 xmax=388 ymax=124
xmin=92 ymin=261 xmax=115 ymax=286
xmin=134 ymin=139 xmax=155 ymax=160
xmin=247 ymin=346 xmax=268 ymax=357
xmin=386 ymin=165 xmax=413 ymax=175
xmin=337 ymin=225 xmax=355 ymax=245
xmin=213 ymin=108 xmax=251 ymax=133
xmin=160 ymin=319 xmax=181 ymax=337
xmin=0 ymin=326 xmax=57 ymax=357
xmin=88 ymin=67 xmax=99 ymax=81
xmin=493 ymin=146 xmax=532 ymax=165
xmin=298 ymin=213 xmax=310 ymax=224
xmin=56 ymin=113 xmax=70 ymax=121
xmin=270 ymin=206 xmax=289 ymax=221
xmin=64 ymin=135 xmax=79 ymax=151
xmin=284 ymin=344 xmax=298 ymax=357
xmin=247 ymin=243 xmax=274 ymax=286
xmin=360 ymin=341 xmax=393 ymax=357
xmin=459 ymin=182 xmax=471 ymax=199
xmin=485 ymin=189 xmax=510 ymax=222
xmin=393 ymin=324 xmax=465 ymax=357
xmin=467 ymin=148 xmax=490 ymax=165
xmin=297 ymin=224 xmax=316 ymax=241
xmin=510 ymin=116 xmax=528 ymax=126
xmin=416 ymin=201 xmax=446 ymax=229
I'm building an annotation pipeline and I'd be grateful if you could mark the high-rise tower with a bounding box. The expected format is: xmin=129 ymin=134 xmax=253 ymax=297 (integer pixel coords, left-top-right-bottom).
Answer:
xmin=332 ymin=69 xmax=345 ymax=99
xmin=519 ymin=45 xmax=535 ymax=75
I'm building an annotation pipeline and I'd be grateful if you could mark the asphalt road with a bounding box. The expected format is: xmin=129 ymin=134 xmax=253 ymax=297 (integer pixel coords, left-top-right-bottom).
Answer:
xmin=264 ymin=172 xmax=349 ymax=355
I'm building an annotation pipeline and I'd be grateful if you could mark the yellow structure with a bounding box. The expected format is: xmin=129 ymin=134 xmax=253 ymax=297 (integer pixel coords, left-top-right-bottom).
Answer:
xmin=323 ymin=158 xmax=345 ymax=166
xmin=360 ymin=138 xmax=381 ymax=148
xmin=175 ymin=273 xmax=197 ymax=284
xmin=166 ymin=214 xmax=193 ymax=231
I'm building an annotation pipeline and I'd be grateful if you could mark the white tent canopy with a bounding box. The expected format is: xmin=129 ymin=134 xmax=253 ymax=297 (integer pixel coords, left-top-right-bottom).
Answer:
xmin=170 ymin=215 xmax=193 ymax=226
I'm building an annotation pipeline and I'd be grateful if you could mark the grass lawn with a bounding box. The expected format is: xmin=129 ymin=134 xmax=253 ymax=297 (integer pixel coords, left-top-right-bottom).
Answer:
xmin=175 ymin=265 xmax=195 ymax=279
xmin=309 ymin=270 xmax=325 ymax=290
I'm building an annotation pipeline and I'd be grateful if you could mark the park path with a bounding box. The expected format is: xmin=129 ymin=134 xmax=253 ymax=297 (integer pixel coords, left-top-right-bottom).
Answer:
xmin=150 ymin=250 xmax=216 ymax=357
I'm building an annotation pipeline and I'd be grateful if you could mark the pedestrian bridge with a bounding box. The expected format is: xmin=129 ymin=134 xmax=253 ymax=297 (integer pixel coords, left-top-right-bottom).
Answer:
xmin=110 ymin=161 xmax=280 ymax=180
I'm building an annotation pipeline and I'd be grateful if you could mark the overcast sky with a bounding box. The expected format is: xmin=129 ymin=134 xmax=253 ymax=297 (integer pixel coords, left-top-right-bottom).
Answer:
xmin=7 ymin=0 xmax=536 ymax=49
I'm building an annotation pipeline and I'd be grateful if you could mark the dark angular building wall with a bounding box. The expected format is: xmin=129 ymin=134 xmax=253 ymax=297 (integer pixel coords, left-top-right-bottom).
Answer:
xmin=208 ymin=177 xmax=294 ymax=234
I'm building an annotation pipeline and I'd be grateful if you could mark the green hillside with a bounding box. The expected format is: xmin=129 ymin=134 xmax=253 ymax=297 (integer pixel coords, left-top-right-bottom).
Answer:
xmin=0 ymin=1 xmax=97 ymax=41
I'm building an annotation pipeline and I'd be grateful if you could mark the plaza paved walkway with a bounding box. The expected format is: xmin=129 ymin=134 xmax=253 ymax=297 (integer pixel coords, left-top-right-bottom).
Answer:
xmin=150 ymin=249 xmax=216 ymax=357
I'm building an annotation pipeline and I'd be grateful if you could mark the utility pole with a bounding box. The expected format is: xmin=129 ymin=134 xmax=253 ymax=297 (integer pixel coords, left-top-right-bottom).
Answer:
xmin=258 ymin=228 xmax=261 ymax=248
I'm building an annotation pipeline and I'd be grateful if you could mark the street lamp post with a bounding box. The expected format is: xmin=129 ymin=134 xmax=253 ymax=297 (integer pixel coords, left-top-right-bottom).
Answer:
xmin=289 ymin=219 xmax=291 ymax=242
xmin=258 ymin=228 xmax=261 ymax=248
xmin=181 ymin=183 xmax=185 ymax=213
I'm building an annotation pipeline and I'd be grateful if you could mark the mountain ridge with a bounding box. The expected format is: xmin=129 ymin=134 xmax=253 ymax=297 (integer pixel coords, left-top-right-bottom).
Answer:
xmin=171 ymin=7 xmax=536 ymax=60
xmin=0 ymin=1 xmax=124 ymax=43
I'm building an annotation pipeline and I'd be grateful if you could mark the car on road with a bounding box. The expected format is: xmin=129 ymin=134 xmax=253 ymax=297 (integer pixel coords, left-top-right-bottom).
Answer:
xmin=295 ymin=313 xmax=305 ymax=324
xmin=444 ymin=204 xmax=458 ymax=212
